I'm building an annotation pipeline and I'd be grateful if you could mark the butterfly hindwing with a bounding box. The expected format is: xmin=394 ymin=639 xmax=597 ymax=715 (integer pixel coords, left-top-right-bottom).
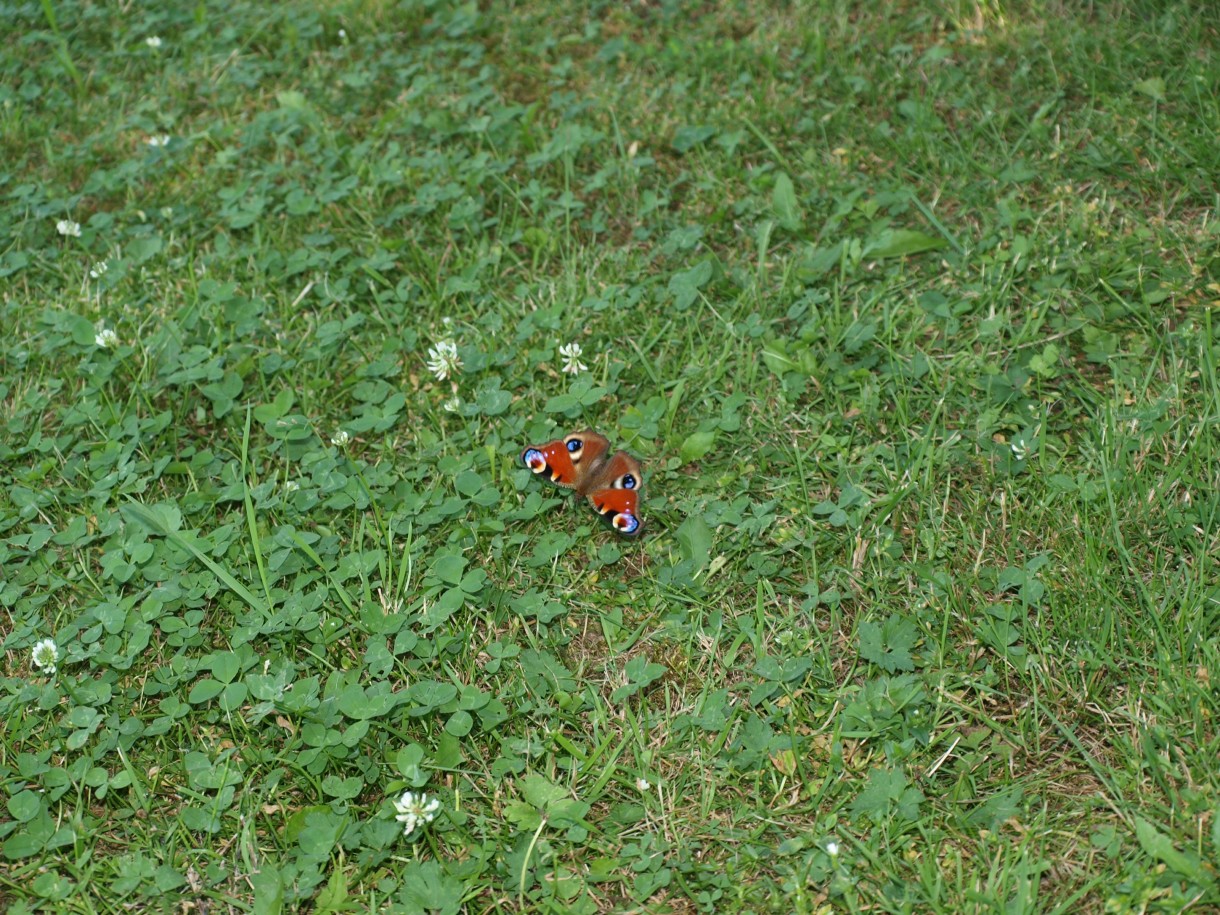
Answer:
xmin=521 ymin=430 xmax=644 ymax=535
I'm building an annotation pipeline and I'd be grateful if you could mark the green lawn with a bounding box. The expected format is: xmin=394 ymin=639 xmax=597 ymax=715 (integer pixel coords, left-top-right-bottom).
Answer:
xmin=2 ymin=0 xmax=1218 ymax=911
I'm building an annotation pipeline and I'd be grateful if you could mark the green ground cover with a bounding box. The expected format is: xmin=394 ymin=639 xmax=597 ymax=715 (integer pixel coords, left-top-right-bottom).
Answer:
xmin=1 ymin=0 xmax=1218 ymax=911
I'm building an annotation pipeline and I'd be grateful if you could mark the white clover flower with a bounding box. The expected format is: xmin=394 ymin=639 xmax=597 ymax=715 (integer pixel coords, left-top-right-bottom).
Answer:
xmin=338 ymin=28 xmax=347 ymax=38
xmin=284 ymin=480 xmax=301 ymax=493
xmin=394 ymin=791 xmax=441 ymax=836
xmin=635 ymin=777 xmax=651 ymax=792
xmin=89 ymin=260 xmax=109 ymax=279
xmin=442 ymin=395 xmax=461 ymax=413
xmin=145 ymin=36 xmax=162 ymax=48
xmin=1011 ymin=437 xmax=1028 ymax=460
xmin=32 ymin=639 xmax=59 ymax=674
xmin=425 ymin=340 xmax=461 ymax=381
xmin=56 ymin=219 xmax=82 ymax=238
xmin=826 ymin=840 xmax=840 ymax=857
xmin=147 ymin=135 xmax=171 ymax=148
xmin=331 ymin=430 xmax=350 ymax=447
xmin=95 ymin=327 xmax=119 ymax=349
xmin=558 ymin=341 xmax=587 ymax=375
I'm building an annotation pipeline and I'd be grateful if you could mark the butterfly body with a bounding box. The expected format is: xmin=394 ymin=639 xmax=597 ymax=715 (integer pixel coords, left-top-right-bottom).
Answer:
xmin=521 ymin=429 xmax=642 ymax=535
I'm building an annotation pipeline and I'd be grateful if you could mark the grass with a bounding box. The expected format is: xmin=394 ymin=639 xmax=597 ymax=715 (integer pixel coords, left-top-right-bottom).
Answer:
xmin=1 ymin=0 xmax=1218 ymax=911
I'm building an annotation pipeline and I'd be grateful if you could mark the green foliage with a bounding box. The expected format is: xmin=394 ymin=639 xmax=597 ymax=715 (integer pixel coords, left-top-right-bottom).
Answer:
xmin=1 ymin=0 xmax=1219 ymax=911
xmin=857 ymin=614 xmax=920 ymax=673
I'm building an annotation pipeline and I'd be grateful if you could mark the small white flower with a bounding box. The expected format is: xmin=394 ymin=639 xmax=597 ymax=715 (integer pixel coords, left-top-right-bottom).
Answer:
xmin=442 ymin=395 xmax=461 ymax=413
xmin=558 ymin=341 xmax=587 ymax=375
xmin=145 ymin=36 xmax=162 ymax=48
xmin=394 ymin=791 xmax=441 ymax=836
xmin=147 ymin=135 xmax=171 ymax=148
xmin=284 ymin=480 xmax=301 ymax=493
xmin=425 ymin=340 xmax=462 ymax=381
xmin=826 ymin=840 xmax=840 ymax=857
xmin=1011 ymin=437 xmax=1028 ymax=460
xmin=331 ymin=430 xmax=350 ymax=447
xmin=89 ymin=260 xmax=109 ymax=279
xmin=95 ymin=327 xmax=119 ymax=349
xmin=56 ymin=219 xmax=82 ymax=238
xmin=338 ymin=28 xmax=347 ymax=38
xmin=635 ymin=777 xmax=651 ymax=792
xmin=32 ymin=639 xmax=59 ymax=674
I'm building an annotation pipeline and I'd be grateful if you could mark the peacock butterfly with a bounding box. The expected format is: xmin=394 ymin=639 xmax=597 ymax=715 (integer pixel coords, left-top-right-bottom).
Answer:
xmin=520 ymin=429 xmax=643 ymax=535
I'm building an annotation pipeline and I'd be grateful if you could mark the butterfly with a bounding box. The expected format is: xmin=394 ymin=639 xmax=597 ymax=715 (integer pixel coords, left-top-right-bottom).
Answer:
xmin=520 ymin=429 xmax=643 ymax=535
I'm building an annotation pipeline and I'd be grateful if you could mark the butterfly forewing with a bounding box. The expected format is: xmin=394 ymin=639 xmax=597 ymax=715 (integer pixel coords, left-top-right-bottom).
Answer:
xmin=586 ymin=487 xmax=641 ymax=535
xmin=520 ymin=430 xmax=610 ymax=490
xmin=584 ymin=451 xmax=643 ymax=535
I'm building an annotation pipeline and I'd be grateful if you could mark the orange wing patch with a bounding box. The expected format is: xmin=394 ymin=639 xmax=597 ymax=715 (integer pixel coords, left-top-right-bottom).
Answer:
xmin=521 ymin=439 xmax=581 ymax=488
xmin=587 ymin=487 xmax=641 ymax=535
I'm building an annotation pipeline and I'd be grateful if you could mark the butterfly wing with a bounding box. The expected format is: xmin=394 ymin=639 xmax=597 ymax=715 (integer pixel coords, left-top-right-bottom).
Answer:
xmin=520 ymin=429 xmax=610 ymax=490
xmin=584 ymin=451 xmax=644 ymax=536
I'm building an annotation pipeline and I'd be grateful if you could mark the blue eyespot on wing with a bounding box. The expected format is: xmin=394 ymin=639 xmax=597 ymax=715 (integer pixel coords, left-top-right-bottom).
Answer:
xmin=612 ymin=510 xmax=640 ymax=535
xmin=522 ymin=448 xmax=547 ymax=473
